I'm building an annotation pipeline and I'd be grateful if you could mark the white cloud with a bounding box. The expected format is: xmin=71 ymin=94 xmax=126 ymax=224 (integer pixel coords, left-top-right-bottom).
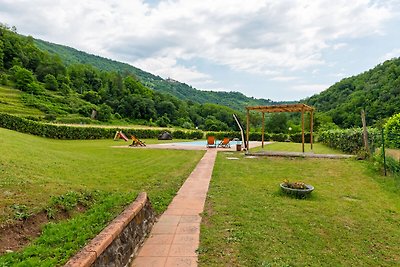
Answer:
xmin=0 ymin=0 xmax=398 ymax=99
xmin=381 ymin=48 xmax=400 ymax=61
xmin=270 ymin=76 xmax=299 ymax=82
xmin=291 ymin=84 xmax=329 ymax=94
xmin=132 ymin=56 xmax=212 ymax=85
xmin=332 ymin=43 xmax=348 ymax=50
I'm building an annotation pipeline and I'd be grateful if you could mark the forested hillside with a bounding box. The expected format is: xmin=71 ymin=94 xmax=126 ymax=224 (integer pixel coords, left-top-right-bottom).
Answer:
xmin=0 ymin=24 xmax=242 ymax=131
xmin=305 ymin=58 xmax=400 ymax=128
xmin=34 ymin=39 xmax=277 ymax=111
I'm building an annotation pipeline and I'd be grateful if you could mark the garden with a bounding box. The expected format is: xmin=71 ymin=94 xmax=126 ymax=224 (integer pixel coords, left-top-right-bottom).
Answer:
xmin=0 ymin=127 xmax=204 ymax=265
xmin=199 ymin=147 xmax=400 ymax=266
xmin=0 ymin=111 xmax=399 ymax=266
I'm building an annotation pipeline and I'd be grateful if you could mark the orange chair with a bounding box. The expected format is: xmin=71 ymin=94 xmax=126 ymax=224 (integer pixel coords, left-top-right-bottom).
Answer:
xmin=129 ymin=135 xmax=146 ymax=147
xmin=206 ymin=136 xmax=216 ymax=148
xmin=218 ymin=137 xmax=231 ymax=148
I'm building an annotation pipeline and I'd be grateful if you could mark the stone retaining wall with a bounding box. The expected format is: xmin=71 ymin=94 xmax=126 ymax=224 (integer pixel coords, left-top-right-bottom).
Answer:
xmin=65 ymin=192 xmax=155 ymax=267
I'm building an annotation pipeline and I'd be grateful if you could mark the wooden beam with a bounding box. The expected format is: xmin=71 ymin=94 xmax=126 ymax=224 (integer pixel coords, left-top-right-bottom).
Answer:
xmin=246 ymin=109 xmax=250 ymax=151
xmin=301 ymin=109 xmax=305 ymax=153
xmin=310 ymin=110 xmax=314 ymax=151
xmin=262 ymin=112 xmax=265 ymax=148
xmin=246 ymin=103 xmax=314 ymax=113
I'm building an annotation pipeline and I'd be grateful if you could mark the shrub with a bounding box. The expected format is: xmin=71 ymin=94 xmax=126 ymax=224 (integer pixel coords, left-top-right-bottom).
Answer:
xmin=318 ymin=128 xmax=381 ymax=154
xmin=385 ymin=113 xmax=400 ymax=149
xmin=0 ymin=113 xmax=204 ymax=140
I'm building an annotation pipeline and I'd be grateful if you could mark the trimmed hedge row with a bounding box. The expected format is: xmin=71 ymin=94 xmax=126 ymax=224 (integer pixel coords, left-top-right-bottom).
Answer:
xmin=385 ymin=113 xmax=400 ymax=149
xmin=206 ymin=131 xmax=311 ymax=143
xmin=318 ymin=128 xmax=381 ymax=154
xmin=0 ymin=113 xmax=204 ymax=140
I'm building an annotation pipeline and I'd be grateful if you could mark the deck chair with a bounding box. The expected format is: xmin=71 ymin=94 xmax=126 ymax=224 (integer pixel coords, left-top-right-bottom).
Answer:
xmin=129 ymin=135 xmax=146 ymax=147
xmin=218 ymin=137 xmax=231 ymax=148
xmin=206 ymin=136 xmax=217 ymax=148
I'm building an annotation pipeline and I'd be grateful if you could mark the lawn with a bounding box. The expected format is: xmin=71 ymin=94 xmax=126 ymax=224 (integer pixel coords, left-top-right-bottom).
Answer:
xmin=252 ymin=141 xmax=344 ymax=154
xmin=0 ymin=128 xmax=204 ymax=221
xmin=0 ymin=86 xmax=43 ymax=117
xmin=199 ymin=150 xmax=400 ymax=266
xmin=0 ymin=127 xmax=204 ymax=265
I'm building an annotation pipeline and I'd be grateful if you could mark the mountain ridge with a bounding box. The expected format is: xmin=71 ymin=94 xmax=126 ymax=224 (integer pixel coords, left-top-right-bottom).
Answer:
xmin=34 ymin=39 xmax=285 ymax=111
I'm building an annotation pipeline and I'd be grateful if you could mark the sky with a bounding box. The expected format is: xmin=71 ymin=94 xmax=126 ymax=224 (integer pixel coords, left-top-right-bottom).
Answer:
xmin=1 ymin=0 xmax=400 ymax=101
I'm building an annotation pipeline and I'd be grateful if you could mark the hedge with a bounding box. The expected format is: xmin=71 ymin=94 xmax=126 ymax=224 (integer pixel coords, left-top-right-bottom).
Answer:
xmin=318 ymin=128 xmax=381 ymax=154
xmin=384 ymin=113 xmax=400 ymax=149
xmin=0 ymin=113 xmax=204 ymax=140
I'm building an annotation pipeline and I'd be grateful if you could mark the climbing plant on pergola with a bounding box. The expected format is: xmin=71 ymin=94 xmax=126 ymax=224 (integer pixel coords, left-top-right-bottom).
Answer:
xmin=245 ymin=103 xmax=315 ymax=152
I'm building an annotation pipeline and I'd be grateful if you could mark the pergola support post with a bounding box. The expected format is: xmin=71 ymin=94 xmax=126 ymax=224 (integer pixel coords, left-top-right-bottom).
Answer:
xmin=246 ymin=109 xmax=250 ymax=151
xmin=301 ymin=109 xmax=305 ymax=153
xmin=245 ymin=104 xmax=314 ymax=153
xmin=310 ymin=110 xmax=314 ymax=151
xmin=262 ymin=112 xmax=265 ymax=148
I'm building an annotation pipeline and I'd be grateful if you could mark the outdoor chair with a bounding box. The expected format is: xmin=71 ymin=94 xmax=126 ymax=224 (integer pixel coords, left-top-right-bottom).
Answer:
xmin=129 ymin=135 xmax=146 ymax=147
xmin=217 ymin=137 xmax=231 ymax=148
xmin=206 ymin=136 xmax=217 ymax=148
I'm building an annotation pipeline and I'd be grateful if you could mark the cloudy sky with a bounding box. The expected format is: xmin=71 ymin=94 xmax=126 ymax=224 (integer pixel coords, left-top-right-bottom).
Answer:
xmin=1 ymin=0 xmax=400 ymax=101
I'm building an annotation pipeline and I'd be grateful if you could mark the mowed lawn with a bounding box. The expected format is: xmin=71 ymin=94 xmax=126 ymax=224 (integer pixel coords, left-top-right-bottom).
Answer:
xmin=0 ymin=127 xmax=204 ymax=222
xmin=199 ymin=151 xmax=400 ymax=266
xmin=252 ymin=141 xmax=345 ymax=154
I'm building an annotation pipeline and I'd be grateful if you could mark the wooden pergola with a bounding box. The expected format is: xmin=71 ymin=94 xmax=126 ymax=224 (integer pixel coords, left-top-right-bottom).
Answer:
xmin=245 ymin=103 xmax=315 ymax=152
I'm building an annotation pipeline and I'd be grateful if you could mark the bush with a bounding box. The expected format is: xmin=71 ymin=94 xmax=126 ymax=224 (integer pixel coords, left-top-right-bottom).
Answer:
xmin=10 ymin=66 xmax=34 ymax=91
xmin=0 ymin=113 xmax=204 ymax=140
xmin=385 ymin=113 xmax=400 ymax=149
xmin=318 ymin=128 xmax=381 ymax=154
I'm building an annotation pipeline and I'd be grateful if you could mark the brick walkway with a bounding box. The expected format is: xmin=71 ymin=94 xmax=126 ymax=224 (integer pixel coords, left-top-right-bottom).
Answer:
xmin=132 ymin=149 xmax=217 ymax=267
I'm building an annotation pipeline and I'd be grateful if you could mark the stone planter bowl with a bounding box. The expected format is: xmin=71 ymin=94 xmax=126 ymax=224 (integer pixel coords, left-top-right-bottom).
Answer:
xmin=280 ymin=183 xmax=314 ymax=198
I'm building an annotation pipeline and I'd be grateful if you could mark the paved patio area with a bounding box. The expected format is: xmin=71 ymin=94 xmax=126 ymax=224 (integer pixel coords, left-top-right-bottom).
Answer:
xmin=121 ymin=140 xmax=264 ymax=151
xmin=132 ymin=149 xmax=217 ymax=267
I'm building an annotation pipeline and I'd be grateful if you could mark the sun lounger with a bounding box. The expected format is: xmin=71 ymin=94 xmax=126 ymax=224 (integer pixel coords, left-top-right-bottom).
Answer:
xmin=217 ymin=137 xmax=231 ymax=148
xmin=206 ymin=136 xmax=216 ymax=148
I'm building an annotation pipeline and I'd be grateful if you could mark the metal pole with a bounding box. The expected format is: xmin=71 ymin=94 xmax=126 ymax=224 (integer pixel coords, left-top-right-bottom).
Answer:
xmin=381 ymin=128 xmax=387 ymax=176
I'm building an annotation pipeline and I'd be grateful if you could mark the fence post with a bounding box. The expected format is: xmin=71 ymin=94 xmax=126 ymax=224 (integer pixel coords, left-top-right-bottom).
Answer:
xmin=381 ymin=128 xmax=387 ymax=176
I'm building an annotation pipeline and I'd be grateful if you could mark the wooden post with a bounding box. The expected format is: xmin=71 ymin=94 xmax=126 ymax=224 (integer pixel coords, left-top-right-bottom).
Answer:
xmin=262 ymin=112 xmax=265 ymax=148
xmin=310 ymin=110 xmax=314 ymax=151
xmin=301 ymin=109 xmax=305 ymax=153
xmin=246 ymin=109 xmax=250 ymax=151
xmin=361 ymin=109 xmax=370 ymax=156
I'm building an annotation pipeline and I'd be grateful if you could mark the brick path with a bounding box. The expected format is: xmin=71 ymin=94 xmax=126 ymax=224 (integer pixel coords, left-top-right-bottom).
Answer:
xmin=132 ymin=149 xmax=217 ymax=267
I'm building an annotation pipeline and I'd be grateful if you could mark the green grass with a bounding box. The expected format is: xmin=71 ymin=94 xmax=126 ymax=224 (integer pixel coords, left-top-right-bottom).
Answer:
xmin=0 ymin=127 xmax=204 ymax=265
xmin=0 ymin=128 xmax=204 ymax=221
xmin=199 ymin=152 xmax=400 ymax=266
xmin=0 ymin=86 xmax=43 ymax=116
xmin=252 ymin=142 xmax=344 ymax=154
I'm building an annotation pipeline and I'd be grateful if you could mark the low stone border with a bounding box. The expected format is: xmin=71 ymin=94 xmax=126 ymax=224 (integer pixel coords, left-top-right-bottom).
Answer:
xmin=65 ymin=192 xmax=155 ymax=267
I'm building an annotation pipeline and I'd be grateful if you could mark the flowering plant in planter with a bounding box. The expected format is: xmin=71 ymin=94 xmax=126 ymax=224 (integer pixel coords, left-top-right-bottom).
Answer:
xmin=280 ymin=179 xmax=314 ymax=198
xmin=282 ymin=179 xmax=307 ymax=189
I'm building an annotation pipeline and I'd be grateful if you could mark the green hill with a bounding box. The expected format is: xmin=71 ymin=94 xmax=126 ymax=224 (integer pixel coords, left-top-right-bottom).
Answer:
xmin=34 ymin=39 xmax=279 ymax=111
xmin=305 ymin=58 xmax=400 ymax=128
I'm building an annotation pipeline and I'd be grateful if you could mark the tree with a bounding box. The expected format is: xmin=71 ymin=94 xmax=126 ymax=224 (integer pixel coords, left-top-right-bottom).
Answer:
xmin=123 ymin=75 xmax=152 ymax=97
xmin=97 ymin=104 xmax=113 ymax=121
xmin=10 ymin=65 xmax=34 ymax=91
xmin=266 ymin=113 xmax=288 ymax=133
xmin=44 ymin=74 xmax=58 ymax=91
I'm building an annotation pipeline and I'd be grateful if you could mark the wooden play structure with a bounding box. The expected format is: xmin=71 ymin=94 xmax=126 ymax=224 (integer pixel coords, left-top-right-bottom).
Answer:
xmin=114 ymin=131 xmax=129 ymax=141
xmin=245 ymin=104 xmax=314 ymax=152
xmin=129 ymin=135 xmax=146 ymax=147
